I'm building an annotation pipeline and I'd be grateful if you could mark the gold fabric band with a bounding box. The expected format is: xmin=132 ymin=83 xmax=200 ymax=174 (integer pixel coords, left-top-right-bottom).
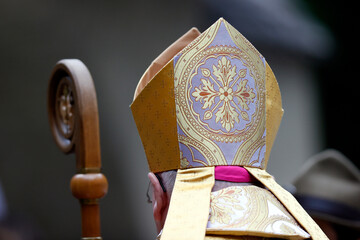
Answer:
xmin=161 ymin=167 xmax=215 ymax=240
xmin=131 ymin=61 xmax=180 ymax=172
xmin=81 ymin=237 xmax=102 ymax=240
xmin=245 ymin=167 xmax=329 ymax=240
xmin=264 ymin=62 xmax=283 ymax=168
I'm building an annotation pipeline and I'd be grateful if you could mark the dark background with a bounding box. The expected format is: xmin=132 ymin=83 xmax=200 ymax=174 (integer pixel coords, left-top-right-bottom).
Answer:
xmin=0 ymin=0 xmax=357 ymax=239
xmin=303 ymin=1 xmax=358 ymax=169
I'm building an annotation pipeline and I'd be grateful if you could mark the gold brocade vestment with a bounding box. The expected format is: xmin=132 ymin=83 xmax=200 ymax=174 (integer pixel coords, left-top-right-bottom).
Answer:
xmin=132 ymin=18 xmax=328 ymax=240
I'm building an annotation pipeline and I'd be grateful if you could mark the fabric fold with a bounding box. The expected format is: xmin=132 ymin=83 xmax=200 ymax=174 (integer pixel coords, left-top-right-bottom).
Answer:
xmin=161 ymin=167 xmax=215 ymax=240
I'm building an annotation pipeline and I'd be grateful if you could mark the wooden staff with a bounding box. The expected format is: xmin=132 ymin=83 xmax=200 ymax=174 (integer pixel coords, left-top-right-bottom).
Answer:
xmin=47 ymin=59 xmax=108 ymax=240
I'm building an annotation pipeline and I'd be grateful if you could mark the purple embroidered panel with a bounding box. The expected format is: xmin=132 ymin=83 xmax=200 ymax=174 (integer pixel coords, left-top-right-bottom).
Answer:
xmin=174 ymin=19 xmax=266 ymax=169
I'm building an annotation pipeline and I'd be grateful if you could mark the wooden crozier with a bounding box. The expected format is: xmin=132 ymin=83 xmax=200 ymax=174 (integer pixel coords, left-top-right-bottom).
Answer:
xmin=47 ymin=59 xmax=108 ymax=240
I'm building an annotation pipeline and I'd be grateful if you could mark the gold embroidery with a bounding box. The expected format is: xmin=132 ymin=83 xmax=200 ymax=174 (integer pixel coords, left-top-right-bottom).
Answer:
xmin=192 ymin=57 xmax=256 ymax=132
xmin=208 ymin=186 xmax=309 ymax=239
xmin=246 ymin=167 xmax=328 ymax=239
xmin=177 ymin=47 xmax=265 ymax=143
xmin=175 ymin=20 xmax=266 ymax=168
xmin=209 ymin=187 xmax=244 ymax=225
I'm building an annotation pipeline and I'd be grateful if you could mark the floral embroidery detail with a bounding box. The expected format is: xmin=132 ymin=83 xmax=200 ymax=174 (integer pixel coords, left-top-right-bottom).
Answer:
xmin=209 ymin=187 xmax=244 ymax=224
xmin=207 ymin=186 xmax=310 ymax=239
xmin=192 ymin=56 xmax=256 ymax=132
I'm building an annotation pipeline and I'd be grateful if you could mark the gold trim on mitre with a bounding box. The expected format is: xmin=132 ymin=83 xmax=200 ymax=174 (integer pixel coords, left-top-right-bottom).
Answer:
xmin=131 ymin=18 xmax=283 ymax=172
xmin=131 ymin=18 xmax=328 ymax=240
xmin=133 ymin=27 xmax=201 ymax=100
xmin=264 ymin=62 xmax=283 ymax=168
xmin=174 ymin=19 xmax=266 ymax=168
xmin=131 ymin=28 xmax=201 ymax=173
xmin=131 ymin=61 xmax=180 ymax=172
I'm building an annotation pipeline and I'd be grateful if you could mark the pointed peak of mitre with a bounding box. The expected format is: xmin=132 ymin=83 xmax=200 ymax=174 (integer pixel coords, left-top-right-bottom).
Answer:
xmin=173 ymin=17 xmax=271 ymax=169
xmin=132 ymin=17 xmax=283 ymax=172
xmin=178 ymin=17 xmax=265 ymax=69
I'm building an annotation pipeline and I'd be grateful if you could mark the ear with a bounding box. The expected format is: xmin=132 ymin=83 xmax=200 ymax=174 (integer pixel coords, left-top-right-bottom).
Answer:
xmin=148 ymin=172 xmax=169 ymax=233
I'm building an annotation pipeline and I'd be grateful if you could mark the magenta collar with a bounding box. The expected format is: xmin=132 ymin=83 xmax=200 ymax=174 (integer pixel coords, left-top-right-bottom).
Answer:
xmin=214 ymin=166 xmax=255 ymax=183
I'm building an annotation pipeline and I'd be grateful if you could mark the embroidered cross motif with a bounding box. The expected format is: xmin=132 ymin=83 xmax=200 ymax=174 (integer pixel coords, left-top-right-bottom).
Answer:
xmin=192 ymin=56 xmax=256 ymax=132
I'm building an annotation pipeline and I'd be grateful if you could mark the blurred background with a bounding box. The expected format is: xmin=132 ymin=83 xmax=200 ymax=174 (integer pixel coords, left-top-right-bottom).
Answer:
xmin=0 ymin=0 xmax=357 ymax=239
